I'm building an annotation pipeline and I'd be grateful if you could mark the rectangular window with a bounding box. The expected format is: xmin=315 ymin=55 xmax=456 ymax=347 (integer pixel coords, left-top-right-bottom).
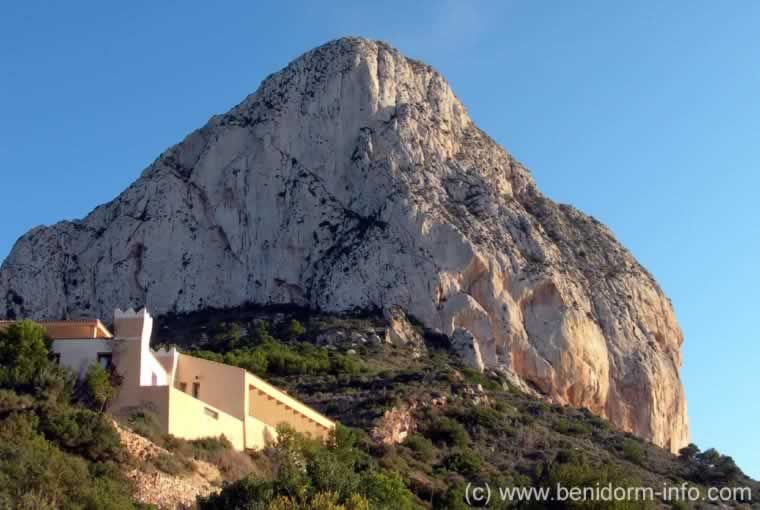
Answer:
xmin=97 ymin=353 xmax=112 ymax=369
xmin=192 ymin=382 xmax=200 ymax=399
xmin=204 ymin=407 xmax=219 ymax=420
xmin=179 ymin=382 xmax=187 ymax=393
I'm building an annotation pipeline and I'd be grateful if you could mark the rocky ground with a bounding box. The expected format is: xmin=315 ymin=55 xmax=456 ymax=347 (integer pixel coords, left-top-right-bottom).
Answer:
xmin=115 ymin=421 xmax=221 ymax=509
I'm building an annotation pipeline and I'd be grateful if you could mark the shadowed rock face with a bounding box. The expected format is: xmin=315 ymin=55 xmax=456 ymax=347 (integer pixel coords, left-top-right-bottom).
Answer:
xmin=0 ymin=37 xmax=688 ymax=451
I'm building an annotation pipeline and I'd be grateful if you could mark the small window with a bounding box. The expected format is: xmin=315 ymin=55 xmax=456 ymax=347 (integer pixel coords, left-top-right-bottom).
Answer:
xmin=204 ymin=407 xmax=219 ymax=420
xmin=192 ymin=382 xmax=200 ymax=399
xmin=151 ymin=372 xmax=158 ymax=386
xmin=97 ymin=353 xmax=112 ymax=369
xmin=179 ymin=382 xmax=187 ymax=393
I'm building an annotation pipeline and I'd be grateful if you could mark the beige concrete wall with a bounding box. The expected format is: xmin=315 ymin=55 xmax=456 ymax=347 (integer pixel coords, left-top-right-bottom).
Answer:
xmin=245 ymin=372 xmax=334 ymax=431
xmin=248 ymin=385 xmax=330 ymax=440
xmin=245 ymin=415 xmax=278 ymax=450
xmin=110 ymin=337 xmax=146 ymax=410
xmin=135 ymin=385 xmax=171 ymax=432
xmin=166 ymin=386 xmax=245 ymax=450
xmin=113 ymin=384 xmax=245 ymax=450
xmin=173 ymin=354 xmax=247 ymax=420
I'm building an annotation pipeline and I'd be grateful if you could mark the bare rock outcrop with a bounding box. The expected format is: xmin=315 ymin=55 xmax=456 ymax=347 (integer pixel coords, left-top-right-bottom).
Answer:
xmin=450 ymin=328 xmax=485 ymax=372
xmin=0 ymin=37 xmax=688 ymax=451
xmin=371 ymin=405 xmax=417 ymax=446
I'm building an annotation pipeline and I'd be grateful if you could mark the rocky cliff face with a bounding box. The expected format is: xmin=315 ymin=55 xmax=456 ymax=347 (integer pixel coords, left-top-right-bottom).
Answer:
xmin=0 ymin=37 xmax=688 ymax=451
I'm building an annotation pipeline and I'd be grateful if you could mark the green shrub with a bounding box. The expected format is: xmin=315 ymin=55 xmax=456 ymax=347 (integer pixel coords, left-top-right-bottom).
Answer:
xmin=424 ymin=417 xmax=469 ymax=448
xmin=189 ymin=436 xmax=253 ymax=480
xmin=678 ymin=443 xmax=699 ymax=461
xmin=31 ymin=363 xmax=74 ymax=403
xmin=362 ymin=471 xmax=418 ymax=510
xmin=555 ymin=448 xmax=582 ymax=464
xmin=81 ymin=364 xmax=116 ymax=412
xmin=542 ymin=460 xmax=653 ymax=510
xmin=403 ymin=434 xmax=435 ymax=462
xmin=554 ymin=417 xmax=592 ymax=436
xmin=447 ymin=405 xmax=507 ymax=432
xmin=211 ymin=321 xmax=243 ymax=350
xmin=191 ymin=338 xmax=364 ymax=377
xmin=0 ymin=388 xmax=35 ymax=414
xmin=126 ymin=409 xmax=165 ymax=445
xmin=459 ymin=368 xmax=501 ymax=391
xmin=285 ymin=319 xmax=307 ymax=340
xmin=621 ymin=439 xmax=646 ymax=466
xmin=436 ymin=482 xmax=469 ymax=510
xmin=0 ymin=320 xmax=52 ymax=390
xmin=253 ymin=321 xmax=277 ymax=344
xmin=441 ymin=450 xmax=482 ymax=477
xmin=38 ymin=405 xmax=124 ymax=463
xmin=198 ymin=425 xmax=420 ymax=510
xmin=0 ymin=413 xmax=135 ymax=509
xmin=151 ymin=452 xmax=191 ymax=476
xmin=587 ymin=413 xmax=611 ymax=431
xmin=188 ymin=435 xmax=233 ymax=458
xmin=160 ymin=434 xmax=253 ymax=481
xmin=692 ymin=448 xmax=742 ymax=484
xmin=525 ymin=401 xmax=550 ymax=416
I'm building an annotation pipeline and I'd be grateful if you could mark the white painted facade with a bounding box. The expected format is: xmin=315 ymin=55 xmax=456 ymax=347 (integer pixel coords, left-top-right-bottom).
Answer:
xmin=51 ymin=339 xmax=112 ymax=378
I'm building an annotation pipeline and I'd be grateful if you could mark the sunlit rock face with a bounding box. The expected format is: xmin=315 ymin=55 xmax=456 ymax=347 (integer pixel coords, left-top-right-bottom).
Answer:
xmin=0 ymin=37 xmax=688 ymax=451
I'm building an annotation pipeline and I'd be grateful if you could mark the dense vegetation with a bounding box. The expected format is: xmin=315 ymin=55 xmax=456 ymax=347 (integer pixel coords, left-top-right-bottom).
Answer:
xmin=198 ymin=424 xmax=418 ymax=510
xmin=185 ymin=320 xmax=364 ymax=378
xmin=0 ymin=321 xmax=141 ymax=509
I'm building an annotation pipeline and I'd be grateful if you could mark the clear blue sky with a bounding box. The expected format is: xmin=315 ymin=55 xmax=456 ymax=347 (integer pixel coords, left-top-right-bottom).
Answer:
xmin=1 ymin=1 xmax=757 ymax=478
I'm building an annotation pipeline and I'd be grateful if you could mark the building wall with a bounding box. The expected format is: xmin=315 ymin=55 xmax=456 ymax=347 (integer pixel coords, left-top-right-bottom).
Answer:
xmin=245 ymin=372 xmax=334 ymax=432
xmin=107 ymin=308 xmax=333 ymax=451
xmin=133 ymin=385 xmax=171 ymax=432
xmin=141 ymin=349 xmax=169 ymax=386
xmin=166 ymin=386 xmax=245 ymax=450
xmin=245 ymin=415 xmax=278 ymax=449
xmin=51 ymin=339 xmax=112 ymax=378
xmin=110 ymin=337 xmax=143 ymax=410
xmin=248 ymin=384 xmax=330 ymax=440
xmin=173 ymin=354 xmax=247 ymax=421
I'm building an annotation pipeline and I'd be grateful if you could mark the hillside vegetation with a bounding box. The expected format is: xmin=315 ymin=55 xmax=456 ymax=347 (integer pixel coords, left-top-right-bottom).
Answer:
xmin=153 ymin=305 xmax=760 ymax=510
xmin=1 ymin=309 xmax=757 ymax=509
xmin=0 ymin=321 xmax=140 ymax=509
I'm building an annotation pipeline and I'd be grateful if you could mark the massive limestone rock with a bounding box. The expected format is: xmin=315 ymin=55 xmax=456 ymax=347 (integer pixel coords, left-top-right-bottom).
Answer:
xmin=0 ymin=37 xmax=688 ymax=451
